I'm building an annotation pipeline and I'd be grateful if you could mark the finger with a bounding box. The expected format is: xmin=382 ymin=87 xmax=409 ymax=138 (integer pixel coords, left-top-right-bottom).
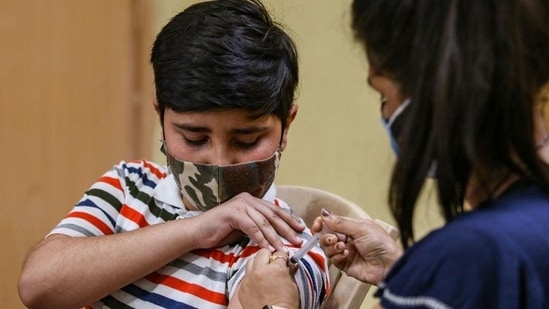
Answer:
xmin=275 ymin=206 xmax=306 ymax=231
xmin=252 ymin=195 xmax=305 ymax=230
xmin=254 ymin=199 xmax=305 ymax=245
xmin=334 ymin=241 xmax=346 ymax=251
xmin=268 ymin=250 xmax=289 ymax=265
xmin=321 ymin=246 xmax=338 ymax=258
xmin=250 ymin=200 xmax=305 ymax=248
xmin=245 ymin=248 xmax=271 ymax=275
xmin=328 ymin=252 xmax=349 ymax=269
xmin=318 ymin=233 xmax=345 ymax=248
xmin=246 ymin=206 xmax=287 ymax=252
xmin=311 ymin=216 xmax=323 ymax=234
xmin=321 ymin=209 xmax=373 ymax=239
xmin=320 ymin=242 xmax=345 ymax=258
xmin=255 ymin=248 xmax=273 ymax=266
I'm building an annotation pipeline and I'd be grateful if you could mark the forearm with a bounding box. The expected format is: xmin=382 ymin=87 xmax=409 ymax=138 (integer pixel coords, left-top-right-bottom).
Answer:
xmin=18 ymin=219 xmax=199 ymax=309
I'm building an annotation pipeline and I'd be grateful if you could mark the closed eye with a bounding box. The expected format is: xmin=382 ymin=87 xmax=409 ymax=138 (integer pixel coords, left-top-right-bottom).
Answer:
xmin=234 ymin=139 xmax=259 ymax=149
xmin=184 ymin=137 xmax=208 ymax=147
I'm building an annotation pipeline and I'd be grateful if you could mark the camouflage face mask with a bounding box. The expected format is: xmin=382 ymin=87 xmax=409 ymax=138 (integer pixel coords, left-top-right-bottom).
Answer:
xmin=161 ymin=143 xmax=280 ymax=211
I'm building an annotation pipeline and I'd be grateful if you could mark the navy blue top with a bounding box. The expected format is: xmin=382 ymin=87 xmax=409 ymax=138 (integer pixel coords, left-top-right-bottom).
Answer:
xmin=375 ymin=182 xmax=549 ymax=308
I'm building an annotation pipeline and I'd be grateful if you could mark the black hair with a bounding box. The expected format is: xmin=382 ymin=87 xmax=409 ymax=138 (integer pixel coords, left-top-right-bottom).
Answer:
xmin=352 ymin=0 xmax=549 ymax=248
xmin=151 ymin=0 xmax=298 ymax=124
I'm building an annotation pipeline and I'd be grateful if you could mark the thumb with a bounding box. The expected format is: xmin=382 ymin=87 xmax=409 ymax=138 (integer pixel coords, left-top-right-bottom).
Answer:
xmin=320 ymin=208 xmax=372 ymax=239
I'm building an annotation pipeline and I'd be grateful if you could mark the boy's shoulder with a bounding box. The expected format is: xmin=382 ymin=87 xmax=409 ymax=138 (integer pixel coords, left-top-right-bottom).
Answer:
xmin=113 ymin=159 xmax=168 ymax=179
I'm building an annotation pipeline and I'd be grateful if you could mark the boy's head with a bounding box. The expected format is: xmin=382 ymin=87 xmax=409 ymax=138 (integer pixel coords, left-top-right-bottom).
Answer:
xmin=151 ymin=0 xmax=299 ymax=125
xmin=151 ymin=0 xmax=299 ymax=211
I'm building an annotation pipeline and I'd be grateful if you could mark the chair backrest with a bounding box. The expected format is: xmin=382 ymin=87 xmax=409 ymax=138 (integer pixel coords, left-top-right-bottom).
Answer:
xmin=276 ymin=185 xmax=374 ymax=309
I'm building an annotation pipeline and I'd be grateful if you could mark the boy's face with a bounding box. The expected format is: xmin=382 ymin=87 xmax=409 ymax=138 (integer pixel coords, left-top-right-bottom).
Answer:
xmin=162 ymin=107 xmax=293 ymax=165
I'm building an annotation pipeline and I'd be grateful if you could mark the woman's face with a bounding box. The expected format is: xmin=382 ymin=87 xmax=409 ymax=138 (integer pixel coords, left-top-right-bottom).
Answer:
xmin=367 ymin=66 xmax=411 ymax=156
xmin=367 ymin=66 xmax=406 ymax=120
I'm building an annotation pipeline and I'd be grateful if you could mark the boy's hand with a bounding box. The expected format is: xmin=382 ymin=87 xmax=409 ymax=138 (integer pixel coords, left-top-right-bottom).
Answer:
xmin=193 ymin=192 xmax=305 ymax=252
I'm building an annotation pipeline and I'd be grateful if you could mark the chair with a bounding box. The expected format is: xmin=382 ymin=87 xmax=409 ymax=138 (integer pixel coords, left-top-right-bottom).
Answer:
xmin=277 ymin=185 xmax=398 ymax=309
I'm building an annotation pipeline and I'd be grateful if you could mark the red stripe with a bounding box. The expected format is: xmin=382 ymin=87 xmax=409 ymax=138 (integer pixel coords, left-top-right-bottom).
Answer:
xmin=120 ymin=204 xmax=150 ymax=228
xmin=146 ymin=272 xmax=227 ymax=306
xmin=66 ymin=211 xmax=113 ymax=235
xmin=192 ymin=246 xmax=261 ymax=266
xmin=141 ymin=160 xmax=167 ymax=179
xmin=191 ymin=249 xmax=236 ymax=264
xmin=98 ymin=175 xmax=122 ymax=191
xmin=308 ymin=250 xmax=331 ymax=295
xmin=308 ymin=251 xmax=328 ymax=272
xmin=236 ymin=245 xmax=261 ymax=259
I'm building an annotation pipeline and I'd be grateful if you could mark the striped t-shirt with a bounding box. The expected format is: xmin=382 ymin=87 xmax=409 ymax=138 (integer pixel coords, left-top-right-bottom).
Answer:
xmin=50 ymin=160 xmax=329 ymax=308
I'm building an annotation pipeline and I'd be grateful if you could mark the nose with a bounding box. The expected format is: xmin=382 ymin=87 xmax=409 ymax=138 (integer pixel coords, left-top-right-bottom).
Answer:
xmin=204 ymin=146 xmax=237 ymax=166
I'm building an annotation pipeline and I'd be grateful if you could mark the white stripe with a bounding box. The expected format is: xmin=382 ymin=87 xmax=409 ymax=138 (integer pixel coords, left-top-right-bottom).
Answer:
xmin=386 ymin=98 xmax=411 ymax=127
xmin=382 ymin=287 xmax=452 ymax=309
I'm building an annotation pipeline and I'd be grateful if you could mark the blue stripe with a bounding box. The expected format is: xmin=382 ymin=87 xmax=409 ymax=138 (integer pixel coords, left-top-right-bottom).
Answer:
xmin=125 ymin=165 xmax=158 ymax=189
xmin=142 ymin=172 xmax=157 ymax=188
xmin=76 ymin=198 xmax=116 ymax=227
xmin=302 ymin=258 xmax=318 ymax=290
xmin=122 ymin=284 xmax=198 ymax=309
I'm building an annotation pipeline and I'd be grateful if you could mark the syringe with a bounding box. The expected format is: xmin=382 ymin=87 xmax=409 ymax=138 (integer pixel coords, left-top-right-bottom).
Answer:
xmin=289 ymin=225 xmax=331 ymax=266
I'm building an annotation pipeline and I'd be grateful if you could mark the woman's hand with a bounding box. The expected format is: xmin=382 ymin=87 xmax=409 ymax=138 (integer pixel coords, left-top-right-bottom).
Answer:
xmin=236 ymin=249 xmax=299 ymax=309
xmin=311 ymin=209 xmax=402 ymax=285
xmin=193 ymin=192 xmax=305 ymax=252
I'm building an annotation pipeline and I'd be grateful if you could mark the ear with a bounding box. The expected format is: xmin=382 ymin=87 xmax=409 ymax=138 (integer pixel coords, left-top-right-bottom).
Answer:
xmin=153 ymin=98 xmax=165 ymax=140
xmin=279 ymin=104 xmax=298 ymax=152
xmin=153 ymin=97 xmax=160 ymax=115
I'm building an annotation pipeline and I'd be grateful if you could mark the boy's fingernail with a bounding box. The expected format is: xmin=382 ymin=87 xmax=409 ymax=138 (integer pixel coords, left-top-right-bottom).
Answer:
xmin=321 ymin=208 xmax=331 ymax=217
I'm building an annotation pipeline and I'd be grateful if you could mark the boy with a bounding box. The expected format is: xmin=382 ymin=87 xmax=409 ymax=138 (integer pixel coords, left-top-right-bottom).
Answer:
xmin=18 ymin=0 xmax=329 ymax=308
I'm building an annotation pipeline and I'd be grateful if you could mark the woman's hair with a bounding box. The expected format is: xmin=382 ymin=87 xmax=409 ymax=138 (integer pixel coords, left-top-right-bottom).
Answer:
xmin=151 ymin=0 xmax=298 ymax=123
xmin=352 ymin=0 xmax=549 ymax=248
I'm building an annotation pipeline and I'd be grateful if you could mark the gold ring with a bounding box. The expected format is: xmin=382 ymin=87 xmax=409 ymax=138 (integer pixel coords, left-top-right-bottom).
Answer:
xmin=269 ymin=255 xmax=284 ymax=263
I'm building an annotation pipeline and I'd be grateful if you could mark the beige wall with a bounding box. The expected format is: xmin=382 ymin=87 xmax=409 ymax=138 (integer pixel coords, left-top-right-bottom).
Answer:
xmin=152 ymin=1 xmax=443 ymax=308
xmin=0 ymin=1 xmax=155 ymax=307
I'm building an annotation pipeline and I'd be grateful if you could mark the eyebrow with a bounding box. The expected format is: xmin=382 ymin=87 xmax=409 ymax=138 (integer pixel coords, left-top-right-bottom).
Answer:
xmin=174 ymin=123 xmax=271 ymax=135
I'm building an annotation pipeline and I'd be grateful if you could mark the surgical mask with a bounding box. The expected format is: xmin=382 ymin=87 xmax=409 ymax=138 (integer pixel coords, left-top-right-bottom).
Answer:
xmin=161 ymin=143 xmax=280 ymax=211
xmin=380 ymin=98 xmax=437 ymax=178
xmin=381 ymin=98 xmax=411 ymax=155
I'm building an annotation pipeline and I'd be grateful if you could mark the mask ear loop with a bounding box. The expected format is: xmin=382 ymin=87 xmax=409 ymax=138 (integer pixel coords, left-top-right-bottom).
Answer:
xmin=159 ymin=126 xmax=167 ymax=154
xmin=159 ymin=133 xmax=168 ymax=156
xmin=386 ymin=98 xmax=411 ymax=127
xmin=276 ymin=120 xmax=286 ymax=152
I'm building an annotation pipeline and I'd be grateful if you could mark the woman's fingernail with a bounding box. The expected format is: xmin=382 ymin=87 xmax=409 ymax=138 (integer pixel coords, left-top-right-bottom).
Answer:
xmin=321 ymin=208 xmax=331 ymax=217
xmin=268 ymin=245 xmax=275 ymax=252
